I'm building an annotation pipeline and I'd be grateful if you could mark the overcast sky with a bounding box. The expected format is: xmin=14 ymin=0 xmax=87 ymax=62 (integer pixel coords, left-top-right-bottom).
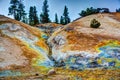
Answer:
xmin=0 ymin=0 xmax=120 ymax=21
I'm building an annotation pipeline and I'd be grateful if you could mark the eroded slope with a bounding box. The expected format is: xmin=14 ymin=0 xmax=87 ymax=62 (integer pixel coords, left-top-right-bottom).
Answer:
xmin=0 ymin=15 xmax=53 ymax=77
xmin=49 ymin=13 xmax=120 ymax=69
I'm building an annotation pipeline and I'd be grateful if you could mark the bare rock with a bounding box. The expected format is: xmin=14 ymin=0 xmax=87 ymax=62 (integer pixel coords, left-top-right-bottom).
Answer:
xmin=47 ymin=68 xmax=56 ymax=75
xmin=0 ymin=58 xmax=4 ymax=62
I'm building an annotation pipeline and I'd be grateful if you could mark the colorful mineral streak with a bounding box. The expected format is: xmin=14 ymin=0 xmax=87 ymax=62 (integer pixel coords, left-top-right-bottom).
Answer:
xmin=53 ymin=40 xmax=120 ymax=70
xmin=96 ymin=40 xmax=120 ymax=68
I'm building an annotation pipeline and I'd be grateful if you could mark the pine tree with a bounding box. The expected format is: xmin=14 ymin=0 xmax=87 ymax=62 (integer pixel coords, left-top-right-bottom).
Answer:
xmin=8 ymin=0 xmax=26 ymax=21
xmin=22 ymin=15 xmax=28 ymax=24
xmin=60 ymin=16 xmax=64 ymax=24
xmin=116 ymin=8 xmax=120 ymax=12
xmin=29 ymin=6 xmax=39 ymax=25
xmin=40 ymin=0 xmax=51 ymax=23
xmin=55 ymin=13 xmax=59 ymax=24
xmin=29 ymin=6 xmax=34 ymax=25
xmin=79 ymin=7 xmax=110 ymax=17
xmin=8 ymin=0 xmax=19 ymax=20
xmin=33 ymin=6 xmax=39 ymax=25
xmin=17 ymin=0 xmax=26 ymax=21
xmin=63 ymin=5 xmax=71 ymax=25
xmin=90 ymin=19 xmax=101 ymax=28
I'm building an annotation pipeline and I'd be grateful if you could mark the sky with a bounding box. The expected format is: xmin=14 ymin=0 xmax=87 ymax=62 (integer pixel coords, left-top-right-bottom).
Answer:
xmin=0 ymin=0 xmax=120 ymax=21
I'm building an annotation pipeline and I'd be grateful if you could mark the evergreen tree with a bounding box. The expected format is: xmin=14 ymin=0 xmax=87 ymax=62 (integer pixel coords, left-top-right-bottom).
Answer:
xmin=33 ymin=6 xmax=39 ymax=25
xmin=55 ymin=13 xmax=59 ymax=23
xmin=8 ymin=0 xmax=26 ymax=21
xmin=29 ymin=6 xmax=34 ymax=25
xmin=60 ymin=16 xmax=64 ymax=24
xmin=40 ymin=0 xmax=51 ymax=23
xmin=79 ymin=7 xmax=110 ymax=17
xmin=8 ymin=0 xmax=19 ymax=20
xmin=28 ymin=6 xmax=39 ymax=25
xmin=102 ymin=8 xmax=110 ymax=13
xmin=80 ymin=10 xmax=87 ymax=17
xmin=17 ymin=0 xmax=26 ymax=21
xmin=63 ymin=5 xmax=71 ymax=25
xmin=116 ymin=8 xmax=120 ymax=12
xmin=90 ymin=19 xmax=101 ymax=28
xmin=22 ymin=15 xmax=28 ymax=24
xmin=79 ymin=7 xmax=99 ymax=17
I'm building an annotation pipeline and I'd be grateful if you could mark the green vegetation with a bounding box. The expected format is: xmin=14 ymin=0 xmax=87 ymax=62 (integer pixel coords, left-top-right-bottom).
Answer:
xmin=54 ymin=13 xmax=59 ymax=24
xmin=60 ymin=16 xmax=64 ymax=24
xmin=90 ymin=19 xmax=101 ymax=28
xmin=8 ymin=0 xmax=26 ymax=21
xmin=116 ymin=8 xmax=120 ymax=12
xmin=29 ymin=6 xmax=39 ymax=25
xmin=62 ymin=6 xmax=71 ymax=25
xmin=8 ymin=0 xmax=120 ymax=25
xmin=60 ymin=6 xmax=71 ymax=25
xmin=79 ymin=7 xmax=110 ymax=17
xmin=40 ymin=0 xmax=51 ymax=23
xmin=79 ymin=7 xmax=99 ymax=17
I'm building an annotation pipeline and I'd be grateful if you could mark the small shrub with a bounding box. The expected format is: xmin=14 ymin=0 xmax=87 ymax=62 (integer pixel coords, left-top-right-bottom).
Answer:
xmin=90 ymin=19 xmax=101 ymax=28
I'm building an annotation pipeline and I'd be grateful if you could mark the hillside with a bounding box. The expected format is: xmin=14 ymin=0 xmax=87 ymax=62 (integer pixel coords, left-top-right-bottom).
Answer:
xmin=36 ymin=23 xmax=63 ymax=36
xmin=0 ymin=13 xmax=120 ymax=79
xmin=48 ymin=13 xmax=120 ymax=69
xmin=0 ymin=15 xmax=53 ymax=77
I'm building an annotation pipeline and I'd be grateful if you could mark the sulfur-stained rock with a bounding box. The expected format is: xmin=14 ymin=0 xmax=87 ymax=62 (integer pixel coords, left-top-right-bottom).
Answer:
xmin=48 ymin=13 xmax=120 ymax=70
xmin=0 ymin=15 xmax=52 ymax=77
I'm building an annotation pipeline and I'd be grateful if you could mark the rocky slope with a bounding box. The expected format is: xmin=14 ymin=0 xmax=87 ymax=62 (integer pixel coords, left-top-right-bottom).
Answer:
xmin=0 ymin=15 xmax=53 ymax=77
xmin=1 ymin=13 xmax=120 ymax=79
xmin=36 ymin=23 xmax=63 ymax=36
xmin=48 ymin=13 xmax=120 ymax=70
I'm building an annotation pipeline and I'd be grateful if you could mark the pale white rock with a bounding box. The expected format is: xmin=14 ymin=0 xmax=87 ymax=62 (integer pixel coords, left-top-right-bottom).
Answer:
xmin=9 ymin=24 xmax=21 ymax=31
xmin=0 ymin=46 xmax=5 ymax=51
xmin=53 ymin=35 xmax=66 ymax=45
xmin=47 ymin=68 xmax=56 ymax=75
